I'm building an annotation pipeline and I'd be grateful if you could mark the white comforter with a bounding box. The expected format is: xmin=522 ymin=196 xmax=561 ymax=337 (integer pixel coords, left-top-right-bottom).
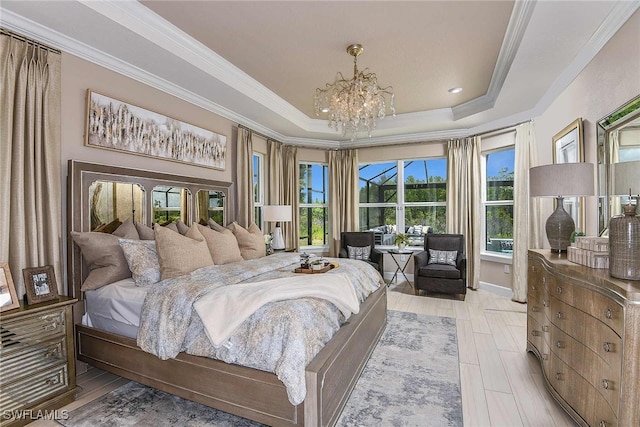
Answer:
xmin=194 ymin=273 xmax=360 ymax=346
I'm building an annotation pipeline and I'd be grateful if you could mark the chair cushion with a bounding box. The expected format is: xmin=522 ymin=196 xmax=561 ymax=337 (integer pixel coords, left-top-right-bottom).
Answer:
xmin=428 ymin=249 xmax=458 ymax=266
xmin=418 ymin=264 xmax=461 ymax=279
xmin=347 ymin=245 xmax=371 ymax=261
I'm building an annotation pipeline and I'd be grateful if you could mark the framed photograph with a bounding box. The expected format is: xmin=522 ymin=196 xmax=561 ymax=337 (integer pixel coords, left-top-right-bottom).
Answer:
xmin=553 ymin=118 xmax=585 ymax=232
xmin=85 ymin=90 xmax=227 ymax=170
xmin=23 ymin=265 xmax=59 ymax=305
xmin=0 ymin=263 xmax=20 ymax=312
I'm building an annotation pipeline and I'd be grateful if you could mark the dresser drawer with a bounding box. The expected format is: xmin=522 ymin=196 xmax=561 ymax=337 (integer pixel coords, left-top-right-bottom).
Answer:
xmin=0 ymin=363 xmax=69 ymax=415
xmin=551 ymin=325 xmax=620 ymax=415
xmin=571 ymin=286 xmax=623 ymax=337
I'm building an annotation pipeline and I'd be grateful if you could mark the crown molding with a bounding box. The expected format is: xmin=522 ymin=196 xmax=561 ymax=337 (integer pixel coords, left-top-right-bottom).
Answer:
xmin=452 ymin=0 xmax=537 ymax=121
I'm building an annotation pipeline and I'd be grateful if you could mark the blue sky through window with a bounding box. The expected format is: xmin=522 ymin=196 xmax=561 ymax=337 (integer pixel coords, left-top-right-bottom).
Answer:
xmin=487 ymin=149 xmax=515 ymax=177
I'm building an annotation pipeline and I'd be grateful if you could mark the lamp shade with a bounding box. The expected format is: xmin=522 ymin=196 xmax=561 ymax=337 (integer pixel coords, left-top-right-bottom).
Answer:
xmin=263 ymin=205 xmax=292 ymax=222
xmin=530 ymin=163 xmax=595 ymax=197
xmin=612 ymin=161 xmax=640 ymax=196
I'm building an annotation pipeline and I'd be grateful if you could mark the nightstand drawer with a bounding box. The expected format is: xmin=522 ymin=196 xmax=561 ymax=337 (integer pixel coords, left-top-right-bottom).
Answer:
xmin=0 ymin=336 xmax=68 ymax=383
xmin=0 ymin=363 xmax=69 ymax=415
xmin=1 ymin=308 xmax=66 ymax=351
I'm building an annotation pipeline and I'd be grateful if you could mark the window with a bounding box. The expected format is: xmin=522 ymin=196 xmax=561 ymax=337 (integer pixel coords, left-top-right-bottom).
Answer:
xmin=299 ymin=163 xmax=328 ymax=247
xmin=483 ymin=147 xmax=515 ymax=255
xmin=359 ymin=159 xmax=447 ymax=247
xmin=253 ymin=153 xmax=264 ymax=227
xmin=196 ymin=189 xmax=225 ymax=225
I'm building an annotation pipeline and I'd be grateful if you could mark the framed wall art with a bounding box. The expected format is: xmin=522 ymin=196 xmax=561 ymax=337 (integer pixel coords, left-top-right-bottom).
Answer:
xmin=23 ymin=265 xmax=59 ymax=305
xmin=0 ymin=263 xmax=20 ymax=312
xmin=85 ymin=90 xmax=227 ymax=170
xmin=552 ymin=117 xmax=585 ymax=232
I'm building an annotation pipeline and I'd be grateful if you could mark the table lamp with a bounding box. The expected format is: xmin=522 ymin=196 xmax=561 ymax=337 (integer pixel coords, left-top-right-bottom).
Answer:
xmin=609 ymin=160 xmax=640 ymax=280
xmin=530 ymin=163 xmax=594 ymax=252
xmin=263 ymin=205 xmax=292 ymax=250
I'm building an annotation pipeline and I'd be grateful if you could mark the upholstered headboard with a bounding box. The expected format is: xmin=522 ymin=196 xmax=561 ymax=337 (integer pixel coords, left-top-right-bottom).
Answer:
xmin=67 ymin=160 xmax=233 ymax=300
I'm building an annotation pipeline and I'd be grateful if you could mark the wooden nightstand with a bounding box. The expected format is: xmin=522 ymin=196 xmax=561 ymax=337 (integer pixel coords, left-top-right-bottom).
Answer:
xmin=0 ymin=296 xmax=79 ymax=426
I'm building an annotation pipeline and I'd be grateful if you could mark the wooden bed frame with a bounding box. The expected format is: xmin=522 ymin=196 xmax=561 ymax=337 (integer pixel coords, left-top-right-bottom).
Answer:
xmin=67 ymin=160 xmax=388 ymax=426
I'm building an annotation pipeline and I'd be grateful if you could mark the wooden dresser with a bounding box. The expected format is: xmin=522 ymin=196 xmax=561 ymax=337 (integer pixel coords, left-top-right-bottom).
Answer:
xmin=527 ymin=250 xmax=640 ymax=427
xmin=0 ymin=297 xmax=78 ymax=426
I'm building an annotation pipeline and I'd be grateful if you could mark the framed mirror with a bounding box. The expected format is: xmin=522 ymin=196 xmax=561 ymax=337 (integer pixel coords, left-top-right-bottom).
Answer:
xmin=89 ymin=181 xmax=145 ymax=231
xmin=152 ymin=186 xmax=191 ymax=225
xmin=196 ymin=189 xmax=225 ymax=225
xmin=597 ymin=95 xmax=640 ymax=235
xmin=552 ymin=118 xmax=584 ymax=232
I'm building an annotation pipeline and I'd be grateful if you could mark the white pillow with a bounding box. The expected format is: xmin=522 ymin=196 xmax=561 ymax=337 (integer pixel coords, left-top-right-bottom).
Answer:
xmin=428 ymin=249 xmax=458 ymax=266
xmin=347 ymin=245 xmax=371 ymax=261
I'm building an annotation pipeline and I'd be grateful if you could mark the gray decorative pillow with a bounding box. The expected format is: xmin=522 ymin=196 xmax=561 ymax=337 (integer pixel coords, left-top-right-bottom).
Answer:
xmin=347 ymin=245 xmax=371 ymax=261
xmin=112 ymin=218 xmax=140 ymax=239
xmin=428 ymin=249 xmax=458 ymax=266
xmin=119 ymin=239 xmax=161 ymax=286
xmin=71 ymin=232 xmax=132 ymax=291
xmin=135 ymin=223 xmax=155 ymax=240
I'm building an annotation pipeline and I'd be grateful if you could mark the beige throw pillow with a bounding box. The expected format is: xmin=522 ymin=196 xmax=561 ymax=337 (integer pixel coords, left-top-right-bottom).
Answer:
xmin=196 ymin=224 xmax=243 ymax=265
xmin=71 ymin=231 xmax=132 ymax=291
xmin=208 ymin=218 xmax=226 ymax=232
xmin=227 ymin=222 xmax=266 ymax=260
xmin=154 ymin=224 xmax=214 ymax=280
xmin=112 ymin=218 xmax=140 ymax=239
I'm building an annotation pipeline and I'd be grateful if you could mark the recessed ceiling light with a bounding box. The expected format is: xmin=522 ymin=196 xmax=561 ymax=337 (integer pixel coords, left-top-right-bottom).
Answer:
xmin=448 ymin=87 xmax=463 ymax=94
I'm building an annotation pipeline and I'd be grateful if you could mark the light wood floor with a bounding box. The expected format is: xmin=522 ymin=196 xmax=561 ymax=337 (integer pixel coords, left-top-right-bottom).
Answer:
xmin=34 ymin=282 xmax=577 ymax=427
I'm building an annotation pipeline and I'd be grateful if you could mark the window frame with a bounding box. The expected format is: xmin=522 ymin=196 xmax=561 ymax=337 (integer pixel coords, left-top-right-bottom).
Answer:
xmin=359 ymin=158 xmax=447 ymax=248
xmin=253 ymin=152 xmax=264 ymax=229
xmin=299 ymin=161 xmax=329 ymax=250
xmin=481 ymin=145 xmax=515 ymax=261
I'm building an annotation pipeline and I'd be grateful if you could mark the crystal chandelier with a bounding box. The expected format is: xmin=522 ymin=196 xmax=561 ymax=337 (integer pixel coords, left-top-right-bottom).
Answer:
xmin=314 ymin=44 xmax=395 ymax=140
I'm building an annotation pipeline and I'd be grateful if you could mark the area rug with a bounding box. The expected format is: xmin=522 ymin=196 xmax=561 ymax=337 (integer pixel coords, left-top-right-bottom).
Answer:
xmin=60 ymin=311 xmax=462 ymax=427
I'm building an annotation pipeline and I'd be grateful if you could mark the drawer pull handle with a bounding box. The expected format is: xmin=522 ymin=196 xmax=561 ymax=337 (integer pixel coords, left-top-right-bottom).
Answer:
xmin=603 ymin=342 xmax=612 ymax=352
xmin=532 ymin=266 xmax=537 ymax=272
xmin=542 ymin=353 xmax=549 ymax=360
xmin=42 ymin=322 xmax=57 ymax=331
xmin=45 ymin=377 xmax=60 ymax=386
xmin=556 ymin=286 xmax=562 ymax=294
xmin=543 ymin=300 xmax=547 ymax=307
xmin=605 ymin=308 xmax=613 ymax=319
xmin=532 ymin=306 xmax=540 ymax=313
xmin=542 ymin=277 xmax=547 ymax=284
xmin=556 ymin=341 xmax=564 ymax=349
xmin=44 ymin=349 xmax=59 ymax=359
xmin=556 ymin=312 xmax=563 ymax=320
xmin=532 ymin=330 xmax=540 ymax=337
xmin=599 ymin=421 xmax=607 ymax=427
xmin=555 ymin=373 xmax=562 ymax=381
xmin=602 ymin=379 xmax=610 ymax=390
xmin=542 ymin=325 xmax=549 ymax=332
xmin=532 ymin=285 xmax=537 ymax=291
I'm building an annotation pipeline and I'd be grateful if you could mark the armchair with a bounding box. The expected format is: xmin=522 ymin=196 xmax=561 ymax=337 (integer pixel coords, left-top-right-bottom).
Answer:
xmin=413 ymin=234 xmax=467 ymax=299
xmin=338 ymin=232 xmax=384 ymax=274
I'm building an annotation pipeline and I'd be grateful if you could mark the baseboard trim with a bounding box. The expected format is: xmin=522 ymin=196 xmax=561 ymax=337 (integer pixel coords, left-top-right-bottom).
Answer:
xmin=478 ymin=281 xmax=513 ymax=298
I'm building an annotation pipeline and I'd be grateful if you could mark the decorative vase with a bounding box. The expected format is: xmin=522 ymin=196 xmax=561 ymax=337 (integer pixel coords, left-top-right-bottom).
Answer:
xmin=398 ymin=243 xmax=406 ymax=251
xmin=609 ymin=203 xmax=640 ymax=280
xmin=546 ymin=196 xmax=575 ymax=253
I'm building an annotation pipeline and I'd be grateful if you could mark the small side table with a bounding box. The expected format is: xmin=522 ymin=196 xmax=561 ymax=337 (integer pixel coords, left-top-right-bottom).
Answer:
xmin=387 ymin=249 xmax=414 ymax=286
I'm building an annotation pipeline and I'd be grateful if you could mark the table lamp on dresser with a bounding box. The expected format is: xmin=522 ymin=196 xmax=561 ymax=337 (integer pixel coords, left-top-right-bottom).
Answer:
xmin=530 ymin=162 xmax=595 ymax=252
xmin=263 ymin=205 xmax=292 ymax=250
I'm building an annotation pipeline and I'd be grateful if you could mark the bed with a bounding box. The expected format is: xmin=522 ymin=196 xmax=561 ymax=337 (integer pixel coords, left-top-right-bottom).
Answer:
xmin=67 ymin=160 xmax=388 ymax=427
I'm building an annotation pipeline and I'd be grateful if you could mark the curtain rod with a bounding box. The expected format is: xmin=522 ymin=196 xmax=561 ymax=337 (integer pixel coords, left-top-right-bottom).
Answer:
xmin=468 ymin=119 xmax=533 ymax=139
xmin=1 ymin=28 xmax=61 ymax=55
xmin=237 ymin=124 xmax=278 ymax=143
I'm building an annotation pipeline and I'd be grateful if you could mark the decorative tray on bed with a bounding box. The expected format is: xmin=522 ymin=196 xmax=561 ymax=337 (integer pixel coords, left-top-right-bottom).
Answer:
xmin=294 ymin=262 xmax=338 ymax=274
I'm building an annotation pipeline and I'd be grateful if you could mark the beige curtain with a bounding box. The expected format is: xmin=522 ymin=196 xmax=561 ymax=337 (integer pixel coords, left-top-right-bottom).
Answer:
xmin=267 ymin=139 xmax=299 ymax=249
xmin=512 ymin=122 xmax=540 ymax=302
xmin=329 ymin=149 xmax=359 ymax=257
xmin=1 ymin=34 xmax=62 ymax=295
xmin=446 ymin=138 xmax=481 ymax=290
xmin=609 ymin=130 xmax=622 ymax=217
xmin=235 ymin=127 xmax=254 ymax=227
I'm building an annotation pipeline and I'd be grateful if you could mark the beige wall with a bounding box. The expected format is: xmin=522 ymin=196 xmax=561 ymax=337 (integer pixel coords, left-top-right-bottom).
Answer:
xmin=534 ymin=10 xmax=640 ymax=239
